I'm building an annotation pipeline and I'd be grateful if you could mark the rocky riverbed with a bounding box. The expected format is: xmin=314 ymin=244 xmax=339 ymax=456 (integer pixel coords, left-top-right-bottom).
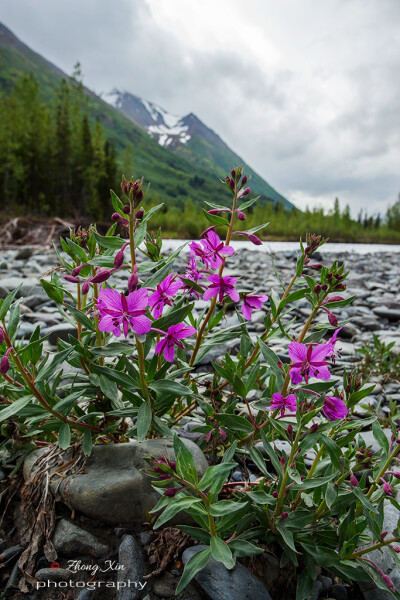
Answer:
xmin=0 ymin=244 xmax=400 ymax=600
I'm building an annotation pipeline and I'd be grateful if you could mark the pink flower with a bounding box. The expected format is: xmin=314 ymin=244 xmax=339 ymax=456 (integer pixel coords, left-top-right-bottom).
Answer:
xmin=269 ymin=393 xmax=297 ymax=417
xmin=96 ymin=288 xmax=151 ymax=337
xmin=322 ymin=396 xmax=348 ymax=421
xmin=190 ymin=231 xmax=235 ymax=269
xmin=203 ymin=275 xmax=240 ymax=303
xmin=148 ymin=274 xmax=182 ymax=319
xmin=288 ymin=341 xmax=334 ymax=384
xmin=155 ymin=323 xmax=196 ymax=362
xmin=241 ymin=293 xmax=269 ymax=320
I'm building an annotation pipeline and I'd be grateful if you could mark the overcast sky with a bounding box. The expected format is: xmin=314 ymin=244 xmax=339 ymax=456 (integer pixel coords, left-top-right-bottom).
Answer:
xmin=1 ymin=0 xmax=399 ymax=214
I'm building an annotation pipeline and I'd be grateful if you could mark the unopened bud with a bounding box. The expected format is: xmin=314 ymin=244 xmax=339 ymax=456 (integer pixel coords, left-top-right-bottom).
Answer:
xmin=163 ymin=486 xmax=183 ymax=497
xmin=272 ymin=491 xmax=278 ymax=498
xmin=241 ymin=175 xmax=248 ymax=185
xmin=0 ymin=329 xmax=4 ymax=345
xmin=0 ymin=355 xmax=10 ymax=375
xmin=241 ymin=187 xmax=250 ymax=196
xmin=123 ymin=205 xmax=130 ymax=214
xmin=328 ymin=311 xmax=338 ymax=327
xmin=281 ymin=512 xmax=288 ymax=519
xmin=280 ymin=456 xmax=285 ymax=467
xmin=248 ymin=234 xmax=262 ymax=246
xmin=82 ymin=281 xmax=90 ymax=296
xmin=137 ymin=190 xmax=144 ymax=200
xmin=321 ymin=284 xmax=328 ymax=291
xmin=310 ymin=263 xmax=323 ymax=270
xmin=310 ymin=424 xmax=318 ymax=433
xmin=114 ymin=244 xmax=128 ymax=270
xmin=208 ymin=209 xmax=220 ymax=215
xmin=236 ymin=211 xmax=246 ymax=221
xmin=350 ymin=471 xmax=359 ymax=487
xmin=314 ymin=284 xmax=321 ymax=294
xmin=135 ymin=209 xmax=144 ymax=220
xmin=91 ymin=270 xmax=112 ymax=284
xmin=127 ymin=269 xmax=139 ymax=293
xmin=111 ymin=212 xmax=120 ymax=222
xmin=334 ymin=482 xmax=339 ymax=488
xmin=381 ymin=531 xmax=388 ymax=540
xmin=72 ymin=264 xmax=87 ymax=277
xmin=391 ymin=546 xmax=400 ymax=553
xmin=382 ymin=574 xmax=395 ymax=593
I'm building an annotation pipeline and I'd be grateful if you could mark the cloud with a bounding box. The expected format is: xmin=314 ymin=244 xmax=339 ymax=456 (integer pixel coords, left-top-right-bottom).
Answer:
xmin=0 ymin=0 xmax=399 ymax=214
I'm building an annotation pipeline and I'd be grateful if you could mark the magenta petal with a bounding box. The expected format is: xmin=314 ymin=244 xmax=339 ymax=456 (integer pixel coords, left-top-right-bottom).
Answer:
xmin=148 ymin=291 xmax=161 ymax=307
xmin=219 ymin=245 xmax=235 ymax=256
xmin=127 ymin=287 xmax=148 ymax=311
xmin=163 ymin=342 xmax=175 ymax=362
xmin=310 ymin=343 xmax=331 ymax=363
xmin=289 ymin=367 xmax=303 ymax=384
xmin=203 ymin=288 xmax=217 ymax=301
xmin=98 ymin=314 xmax=119 ymax=334
xmin=98 ymin=288 xmax=122 ymax=311
xmin=241 ymin=303 xmax=252 ymax=320
xmin=155 ymin=338 xmax=167 ymax=355
xmin=228 ymin=289 xmax=240 ymax=302
xmin=288 ymin=342 xmax=307 ymax=363
xmin=313 ymin=365 xmax=331 ymax=381
xmin=172 ymin=325 xmax=197 ymax=339
xmin=131 ymin=315 xmax=152 ymax=335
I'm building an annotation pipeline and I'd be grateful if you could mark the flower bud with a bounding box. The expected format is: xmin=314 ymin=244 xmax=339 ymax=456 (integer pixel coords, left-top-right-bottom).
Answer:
xmin=0 ymin=355 xmax=10 ymax=375
xmin=310 ymin=424 xmax=318 ymax=433
xmin=314 ymin=284 xmax=321 ymax=294
xmin=208 ymin=209 xmax=220 ymax=215
xmin=248 ymin=234 xmax=262 ymax=246
xmin=281 ymin=512 xmax=288 ymax=519
xmin=350 ymin=471 xmax=359 ymax=487
xmin=321 ymin=284 xmax=328 ymax=291
xmin=328 ymin=311 xmax=338 ymax=327
xmin=236 ymin=211 xmax=246 ymax=221
xmin=0 ymin=329 xmax=4 ymax=345
xmin=241 ymin=187 xmax=250 ymax=197
xmin=280 ymin=456 xmax=285 ymax=467
xmin=382 ymin=574 xmax=395 ymax=593
xmin=91 ymin=270 xmax=112 ymax=284
xmin=324 ymin=296 xmax=344 ymax=303
xmin=272 ymin=491 xmax=278 ymax=498
xmin=127 ymin=268 xmax=138 ymax=293
xmin=231 ymin=169 xmax=236 ymax=179
xmin=334 ymin=482 xmax=339 ymax=487
xmin=123 ymin=205 xmax=130 ymax=214
xmin=72 ymin=264 xmax=87 ymax=277
xmin=381 ymin=531 xmax=388 ymax=540
xmin=229 ymin=178 xmax=235 ymax=190
xmin=64 ymin=275 xmax=81 ymax=283
xmin=241 ymin=175 xmax=248 ymax=185
xmin=82 ymin=281 xmax=90 ymax=296
xmin=137 ymin=190 xmax=144 ymax=200
xmin=135 ymin=209 xmax=144 ymax=220
xmin=114 ymin=243 xmax=129 ymax=270
xmin=111 ymin=212 xmax=120 ymax=222
xmin=391 ymin=546 xmax=400 ymax=553
xmin=163 ymin=486 xmax=184 ymax=497
xmin=310 ymin=263 xmax=323 ymax=270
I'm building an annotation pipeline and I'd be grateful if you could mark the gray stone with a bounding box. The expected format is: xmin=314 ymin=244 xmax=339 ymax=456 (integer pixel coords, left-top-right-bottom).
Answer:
xmin=77 ymin=590 xmax=96 ymax=600
xmin=153 ymin=571 xmax=176 ymax=597
xmin=0 ymin=545 xmax=23 ymax=565
xmin=328 ymin=584 xmax=348 ymax=600
xmin=24 ymin=439 xmax=208 ymax=525
xmin=139 ymin=531 xmax=152 ymax=546
xmin=117 ymin=534 xmax=146 ymax=600
xmin=182 ymin=545 xmax=272 ymax=600
xmin=4 ymin=562 xmax=20 ymax=597
xmin=373 ymin=307 xmax=400 ymax=321
xmin=53 ymin=519 xmax=108 ymax=558
xmin=35 ymin=568 xmax=72 ymax=582
xmin=45 ymin=323 xmax=78 ymax=345
xmin=357 ymin=429 xmax=392 ymax=454
xmin=0 ymin=468 xmax=5 ymax=481
xmin=15 ymin=247 xmax=33 ymax=260
xmin=308 ymin=579 xmax=323 ymax=600
xmin=318 ymin=575 xmax=333 ymax=592
xmin=0 ymin=276 xmax=39 ymax=298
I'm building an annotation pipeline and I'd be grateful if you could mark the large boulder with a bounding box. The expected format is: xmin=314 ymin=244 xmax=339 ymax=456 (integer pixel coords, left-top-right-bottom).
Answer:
xmin=23 ymin=439 xmax=208 ymax=525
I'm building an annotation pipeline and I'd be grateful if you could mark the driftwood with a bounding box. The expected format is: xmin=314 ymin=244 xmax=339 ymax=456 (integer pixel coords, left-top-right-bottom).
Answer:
xmin=0 ymin=217 xmax=75 ymax=248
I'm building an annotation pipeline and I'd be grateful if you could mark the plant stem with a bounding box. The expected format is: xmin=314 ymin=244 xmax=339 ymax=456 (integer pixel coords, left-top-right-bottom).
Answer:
xmin=349 ymin=537 xmax=400 ymax=558
xmin=273 ymin=421 xmax=302 ymax=522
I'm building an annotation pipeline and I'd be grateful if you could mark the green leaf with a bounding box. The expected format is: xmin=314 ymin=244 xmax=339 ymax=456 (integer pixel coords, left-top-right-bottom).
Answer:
xmin=137 ymin=402 xmax=152 ymax=441
xmin=372 ymin=420 xmax=390 ymax=454
xmin=292 ymin=473 xmax=337 ymax=490
xmin=91 ymin=230 xmax=125 ymax=250
xmin=174 ymin=433 xmax=198 ymax=483
xmin=198 ymin=462 xmax=236 ymax=492
xmin=352 ymin=486 xmax=378 ymax=514
xmin=67 ymin=304 xmax=95 ymax=331
xmin=35 ymin=348 xmax=74 ymax=382
xmin=323 ymin=295 xmax=356 ymax=309
xmin=202 ymin=209 xmax=230 ymax=226
xmin=152 ymin=303 xmax=194 ymax=332
xmin=260 ymin=430 xmax=282 ymax=474
xmin=258 ymin=338 xmax=283 ymax=377
xmin=0 ymin=285 xmax=22 ymax=320
xmin=0 ymin=396 xmax=32 ymax=421
xmin=178 ymin=526 xmax=211 ymax=545
xmin=210 ymin=536 xmax=235 ymax=569
xmin=99 ymin=375 xmax=119 ymax=402
xmin=232 ymin=375 xmax=247 ymax=398
xmin=41 ymin=279 xmax=64 ymax=304
xmin=155 ymin=496 xmax=202 ymax=529
xmin=176 ymin=547 xmax=211 ymax=595
xmin=320 ymin=434 xmax=342 ymax=470
xmin=58 ymin=423 xmax=71 ymax=449
xmin=276 ymin=520 xmax=298 ymax=553
xmin=149 ymin=380 xmax=192 ymax=397
xmin=144 ymin=263 xmax=172 ymax=288
xmin=296 ymin=570 xmax=315 ymax=600
xmin=82 ymin=430 xmax=93 ymax=456
xmin=229 ymin=539 xmax=263 ymax=557
xmin=216 ymin=413 xmax=253 ymax=433
xmin=209 ymin=501 xmax=247 ymax=517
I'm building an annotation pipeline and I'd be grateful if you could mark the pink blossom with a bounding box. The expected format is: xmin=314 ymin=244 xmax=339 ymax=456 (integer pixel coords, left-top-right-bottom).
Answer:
xmin=322 ymin=396 xmax=348 ymax=421
xmin=154 ymin=323 xmax=196 ymax=362
xmin=148 ymin=274 xmax=182 ymax=319
xmin=288 ymin=341 xmax=333 ymax=384
xmin=269 ymin=393 xmax=297 ymax=417
xmin=241 ymin=293 xmax=269 ymax=320
xmin=96 ymin=288 xmax=151 ymax=337
xmin=203 ymin=275 xmax=240 ymax=303
xmin=190 ymin=231 xmax=235 ymax=269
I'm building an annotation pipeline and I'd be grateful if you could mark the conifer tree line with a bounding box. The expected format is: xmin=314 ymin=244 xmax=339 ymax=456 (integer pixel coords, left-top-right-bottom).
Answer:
xmin=0 ymin=69 xmax=118 ymax=220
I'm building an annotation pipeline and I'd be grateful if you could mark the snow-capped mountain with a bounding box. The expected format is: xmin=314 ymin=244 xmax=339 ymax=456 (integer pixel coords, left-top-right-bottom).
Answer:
xmin=105 ymin=90 xmax=293 ymax=208
xmin=105 ymin=90 xmax=191 ymax=148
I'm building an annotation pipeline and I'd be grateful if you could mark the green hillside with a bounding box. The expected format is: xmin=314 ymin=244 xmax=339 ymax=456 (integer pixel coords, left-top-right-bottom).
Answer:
xmin=0 ymin=22 xmax=286 ymax=218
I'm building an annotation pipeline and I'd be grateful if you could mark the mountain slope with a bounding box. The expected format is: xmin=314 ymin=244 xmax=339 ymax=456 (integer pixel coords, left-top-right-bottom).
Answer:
xmin=105 ymin=90 xmax=292 ymax=208
xmin=0 ymin=21 xmax=293 ymax=212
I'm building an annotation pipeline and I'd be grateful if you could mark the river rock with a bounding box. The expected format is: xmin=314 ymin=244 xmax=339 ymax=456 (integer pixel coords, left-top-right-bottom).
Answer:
xmin=23 ymin=439 xmax=208 ymax=525
xmin=52 ymin=519 xmax=108 ymax=558
xmin=182 ymin=545 xmax=272 ymax=600
xmin=35 ymin=568 xmax=72 ymax=582
xmin=15 ymin=247 xmax=33 ymax=260
xmin=117 ymin=534 xmax=146 ymax=600
xmin=0 ymin=276 xmax=39 ymax=298
xmin=373 ymin=307 xmax=400 ymax=321
xmin=45 ymin=323 xmax=78 ymax=345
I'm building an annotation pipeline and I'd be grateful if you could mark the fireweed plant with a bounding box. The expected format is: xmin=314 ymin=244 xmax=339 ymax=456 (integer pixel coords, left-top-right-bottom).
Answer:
xmin=1 ymin=169 xmax=400 ymax=598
